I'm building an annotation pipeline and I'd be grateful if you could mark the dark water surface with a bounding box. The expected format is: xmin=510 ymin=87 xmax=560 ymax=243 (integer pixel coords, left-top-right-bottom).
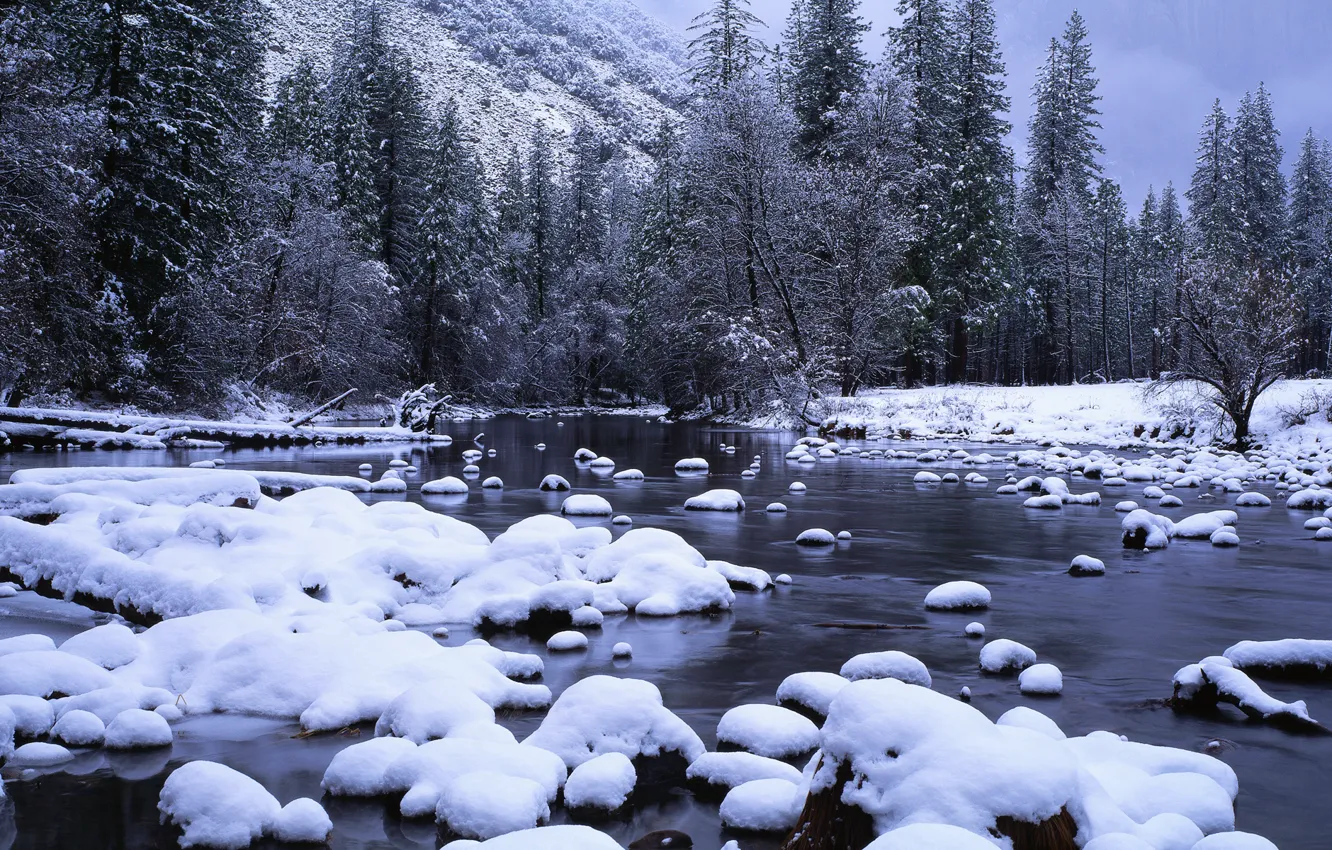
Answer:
xmin=2 ymin=414 xmax=1330 ymax=849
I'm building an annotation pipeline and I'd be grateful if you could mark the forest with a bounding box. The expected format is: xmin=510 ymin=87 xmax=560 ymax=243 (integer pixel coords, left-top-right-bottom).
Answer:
xmin=1 ymin=0 xmax=1329 ymax=420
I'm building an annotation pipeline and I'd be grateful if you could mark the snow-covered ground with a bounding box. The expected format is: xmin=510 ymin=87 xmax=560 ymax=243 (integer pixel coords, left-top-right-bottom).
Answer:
xmin=794 ymin=379 xmax=1332 ymax=451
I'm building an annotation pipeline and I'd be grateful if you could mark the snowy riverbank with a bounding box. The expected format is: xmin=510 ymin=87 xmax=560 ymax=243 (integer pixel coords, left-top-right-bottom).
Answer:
xmin=790 ymin=379 xmax=1332 ymax=451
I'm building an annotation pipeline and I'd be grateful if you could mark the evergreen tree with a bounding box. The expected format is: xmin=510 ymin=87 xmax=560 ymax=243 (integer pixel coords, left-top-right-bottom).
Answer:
xmin=268 ymin=57 xmax=326 ymax=158
xmin=1017 ymin=13 xmax=1103 ymax=383
xmin=938 ymin=0 xmax=1012 ymax=382
xmin=1290 ymin=130 xmax=1332 ymax=370
xmin=84 ymin=0 xmax=268 ymax=389
xmin=1185 ymin=99 xmax=1240 ymax=264
xmin=784 ymin=0 xmax=870 ymax=155
xmin=413 ymin=101 xmax=489 ymax=385
xmin=327 ymin=59 xmax=381 ymax=251
xmin=1089 ymin=178 xmax=1127 ymax=379
xmin=687 ymin=0 xmax=766 ymax=93
xmin=1232 ymin=84 xmax=1288 ymax=269
xmin=525 ymin=123 xmax=560 ymax=321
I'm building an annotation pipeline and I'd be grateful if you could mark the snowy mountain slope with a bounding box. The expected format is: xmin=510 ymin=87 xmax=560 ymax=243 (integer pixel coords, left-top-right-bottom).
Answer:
xmin=265 ymin=0 xmax=688 ymax=168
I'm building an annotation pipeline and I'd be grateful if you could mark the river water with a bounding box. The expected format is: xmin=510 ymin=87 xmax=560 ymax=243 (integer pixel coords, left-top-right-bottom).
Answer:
xmin=1 ymin=414 xmax=1328 ymax=849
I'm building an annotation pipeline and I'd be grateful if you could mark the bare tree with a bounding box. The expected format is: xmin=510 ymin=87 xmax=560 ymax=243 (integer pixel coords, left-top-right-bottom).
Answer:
xmin=1159 ymin=260 xmax=1299 ymax=448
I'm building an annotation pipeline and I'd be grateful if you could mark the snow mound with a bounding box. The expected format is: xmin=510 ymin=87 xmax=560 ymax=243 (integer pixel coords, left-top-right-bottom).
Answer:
xmin=683 ymin=489 xmax=745 ymax=511
xmin=373 ymin=684 xmax=495 ymax=744
xmin=716 ymin=704 xmax=819 ymax=759
xmin=423 ymin=477 xmax=470 ymax=495
xmin=686 ymin=751 xmax=802 ymax=795
xmin=1223 ymin=638 xmax=1332 ymax=676
xmin=1069 ymin=555 xmax=1106 ymax=576
xmin=865 ymin=823 xmax=998 ymax=849
xmin=776 ymin=671 xmax=850 ymax=720
xmin=840 ymin=651 xmax=932 ymax=688
xmin=719 ymin=778 xmax=802 ymax=832
xmin=674 ymin=458 xmax=709 ymax=472
xmin=442 ymin=825 xmax=624 ymax=849
xmin=436 ymin=771 xmax=551 ymax=840
xmin=796 ymin=528 xmax=836 ymax=546
xmin=104 ymin=708 xmax=173 ymax=749
xmin=51 ymin=708 xmax=106 ymax=746
xmin=924 ymin=581 xmax=991 ymax=611
xmin=980 ymin=639 xmax=1037 ymax=673
xmin=563 ymin=752 xmax=636 ymax=813
xmin=612 ymin=469 xmax=644 ymax=481
xmin=547 ymin=631 xmax=589 ymax=652
xmin=561 ymin=495 xmax=613 ymax=516
xmin=524 ymin=676 xmax=704 ymax=771
xmin=158 ymin=761 xmax=283 ymax=849
xmin=1019 ymin=663 xmax=1064 ymax=695
xmin=539 ymin=475 xmax=571 ymax=492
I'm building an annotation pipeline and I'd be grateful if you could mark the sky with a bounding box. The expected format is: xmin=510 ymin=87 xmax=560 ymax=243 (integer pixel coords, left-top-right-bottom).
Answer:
xmin=634 ymin=0 xmax=1332 ymax=212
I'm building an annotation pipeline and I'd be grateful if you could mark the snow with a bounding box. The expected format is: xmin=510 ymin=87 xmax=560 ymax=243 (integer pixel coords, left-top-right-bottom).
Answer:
xmin=1019 ymin=663 xmax=1065 ymax=695
xmin=1223 ymin=638 xmax=1332 ymax=674
xmin=718 ymin=778 xmax=802 ymax=832
xmin=707 ymin=560 xmax=773 ymax=591
xmin=795 ymin=528 xmax=836 ymax=546
xmin=560 ymin=494 xmax=613 ymax=516
xmin=683 ymin=489 xmax=745 ymax=511
xmin=612 ymin=642 xmax=632 ymax=658
xmin=440 ymin=825 xmax=624 ymax=849
xmin=61 ymin=623 xmax=140 ymax=669
xmin=1070 ymin=555 xmax=1107 ymax=576
xmin=437 ymin=771 xmax=551 ymax=839
xmin=546 ymin=630 xmax=589 ymax=651
xmin=523 ymin=676 xmax=704 ymax=769
xmin=674 ymin=458 xmax=709 ymax=472
xmin=1 ymin=695 xmax=53 ymax=738
xmin=0 ymin=650 xmax=115 ymax=697
xmin=423 ymin=476 xmax=470 ymax=494
xmin=716 ymin=704 xmax=819 ymax=758
xmin=272 ymin=798 xmax=333 ymax=844
xmin=810 ymin=677 xmax=1247 ymax=846
xmin=483 ymin=476 xmax=504 ymax=489
xmin=840 ymin=651 xmax=932 ymax=687
xmin=539 ymin=475 xmax=571 ymax=491
xmin=373 ymin=684 xmax=495 ymax=744
xmin=103 ymin=707 xmax=173 ymax=748
xmin=686 ymin=751 xmax=803 ymax=792
xmin=864 ymin=824 xmax=999 ymax=849
xmin=562 ymin=752 xmax=636 ymax=812
xmin=1235 ymin=492 xmax=1271 ymax=507
xmin=158 ymin=761 xmax=282 ymax=849
xmin=1122 ymin=509 xmax=1176 ymax=549
xmin=979 ymin=639 xmax=1038 ymax=673
xmin=1174 ymin=510 xmax=1239 ymax=539
xmin=608 ymin=552 xmax=734 ymax=615
xmin=322 ymin=736 xmax=420 ymax=795
xmin=788 ymin=482 xmax=808 ymax=493
xmin=612 ymin=469 xmax=644 ymax=480
xmin=776 ymin=671 xmax=850 ymax=718
xmin=923 ymin=580 xmax=991 ymax=611
xmin=766 ymin=502 xmax=788 ymax=513
xmin=10 ymin=741 xmax=74 ymax=766
xmin=1191 ymin=834 xmax=1280 ymax=849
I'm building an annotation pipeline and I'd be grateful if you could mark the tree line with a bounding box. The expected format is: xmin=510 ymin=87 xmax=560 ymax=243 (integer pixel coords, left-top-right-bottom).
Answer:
xmin=1 ymin=0 xmax=1328 ymax=420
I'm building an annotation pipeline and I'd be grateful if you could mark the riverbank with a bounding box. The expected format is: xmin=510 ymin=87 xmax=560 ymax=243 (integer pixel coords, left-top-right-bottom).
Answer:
xmin=789 ymin=379 xmax=1332 ymax=451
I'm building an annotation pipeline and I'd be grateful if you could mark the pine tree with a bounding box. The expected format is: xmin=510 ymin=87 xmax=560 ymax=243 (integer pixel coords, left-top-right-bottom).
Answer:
xmin=938 ymin=0 xmax=1012 ymax=382
xmin=268 ymin=57 xmax=326 ymax=158
xmin=327 ymin=65 xmax=381 ymax=251
xmin=1089 ymin=178 xmax=1127 ymax=379
xmin=1185 ymin=99 xmax=1241 ymax=265
xmin=413 ymin=100 xmax=489 ymax=385
xmin=525 ymin=123 xmax=560 ymax=321
xmin=687 ymin=0 xmax=766 ymax=93
xmin=1290 ymin=130 xmax=1332 ymax=370
xmin=85 ymin=0 xmax=268 ymax=387
xmin=564 ymin=125 xmax=607 ymax=261
xmin=785 ymin=0 xmax=870 ymax=155
xmin=1017 ymin=13 xmax=1103 ymax=384
xmin=1232 ymin=84 xmax=1287 ymax=269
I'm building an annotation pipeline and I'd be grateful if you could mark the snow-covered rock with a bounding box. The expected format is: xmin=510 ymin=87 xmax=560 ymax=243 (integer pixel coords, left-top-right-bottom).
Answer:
xmin=684 ymin=489 xmax=745 ymax=511
xmin=719 ymin=778 xmax=802 ymax=832
xmin=923 ymin=580 xmax=991 ymax=610
xmin=716 ymin=704 xmax=819 ymax=759
xmin=840 ymin=651 xmax=932 ymax=688
xmin=979 ymin=639 xmax=1038 ymax=673
xmin=561 ymin=494 xmax=613 ymax=516
xmin=563 ymin=752 xmax=636 ymax=813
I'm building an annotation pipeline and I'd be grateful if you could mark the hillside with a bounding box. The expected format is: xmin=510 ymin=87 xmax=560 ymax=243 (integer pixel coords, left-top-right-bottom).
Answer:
xmin=265 ymin=0 xmax=689 ymax=168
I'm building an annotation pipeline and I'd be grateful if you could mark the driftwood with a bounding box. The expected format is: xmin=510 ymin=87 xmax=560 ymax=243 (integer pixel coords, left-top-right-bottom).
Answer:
xmin=288 ymin=388 xmax=357 ymax=427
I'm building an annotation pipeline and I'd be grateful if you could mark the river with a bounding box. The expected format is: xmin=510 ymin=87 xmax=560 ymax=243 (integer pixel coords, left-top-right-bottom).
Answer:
xmin=0 ymin=414 xmax=1327 ymax=849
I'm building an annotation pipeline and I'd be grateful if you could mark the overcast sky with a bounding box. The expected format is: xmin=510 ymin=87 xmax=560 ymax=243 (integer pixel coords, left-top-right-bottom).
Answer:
xmin=635 ymin=0 xmax=1332 ymax=212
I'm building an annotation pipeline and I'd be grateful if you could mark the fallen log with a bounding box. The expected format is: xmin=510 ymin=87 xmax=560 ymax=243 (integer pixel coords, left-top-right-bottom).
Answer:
xmin=288 ymin=388 xmax=357 ymax=428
